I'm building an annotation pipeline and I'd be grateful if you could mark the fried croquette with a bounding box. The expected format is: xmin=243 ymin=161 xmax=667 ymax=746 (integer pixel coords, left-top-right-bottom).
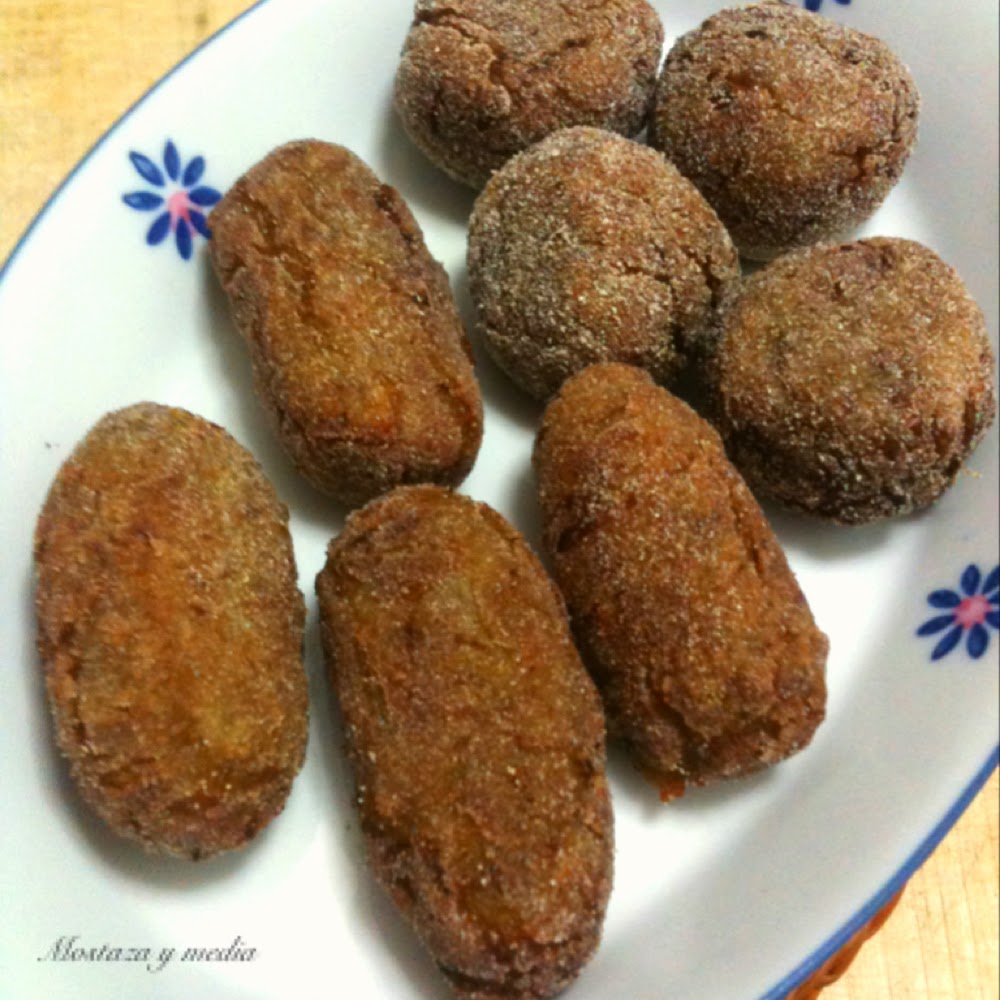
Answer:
xmin=708 ymin=238 xmax=998 ymax=524
xmin=393 ymin=0 xmax=664 ymax=188
xmin=209 ymin=140 xmax=483 ymax=508
xmin=33 ymin=403 xmax=308 ymax=859
xmin=467 ymin=127 xmax=740 ymax=400
xmin=534 ymin=363 xmax=828 ymax=796
xmin=650 ymin=1 xmax=920 ymax=260
xmin=316 ymin=485 xmax=613 ymax=1000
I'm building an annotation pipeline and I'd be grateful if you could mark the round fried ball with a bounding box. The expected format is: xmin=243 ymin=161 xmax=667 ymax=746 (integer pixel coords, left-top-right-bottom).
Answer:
xmin=393 ymin=0 xmax=664 ymax=188
xmin=650 ymin=1 xmax=920 ymax=260
xmin=709 ymin=238 xmax=997 ymax=524
xmin=468 ymin=126 xmax=740 ymax=400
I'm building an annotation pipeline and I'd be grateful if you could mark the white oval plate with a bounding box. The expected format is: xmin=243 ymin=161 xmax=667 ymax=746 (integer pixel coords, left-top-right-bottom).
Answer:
xmin=1 ymin=2 xmax=997 ymax=998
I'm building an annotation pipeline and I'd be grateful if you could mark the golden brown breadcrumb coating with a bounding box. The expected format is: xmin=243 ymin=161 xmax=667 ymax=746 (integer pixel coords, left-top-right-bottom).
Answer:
xmin=34 ymin=403 xmax=308 ymax=859
xmin=316 ymin=485 xmax=613 ymax=1000
xmin=708 ymin=237 xmax=997 ymax=524
xmin=467 ymin=127 xmax=739 ymax=400
xmin=650 ymin=1 xmax=919 ymax=259
xmin=394 ymin=0 xmax=664 ymax=188
xmin=210 ymin=139 xmax=483 ymax=508
xmin=534 ymin=363 xmax=828 ymax=796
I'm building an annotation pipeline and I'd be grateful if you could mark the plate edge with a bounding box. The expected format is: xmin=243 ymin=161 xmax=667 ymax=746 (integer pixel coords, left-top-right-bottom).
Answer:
xmin=757 ymin=744 xmax=1000 ymax=1000
xmin=0 ymin=0 xmax=273 ymax=286
xmin=2 ymin=4 xmax=996 ymax=998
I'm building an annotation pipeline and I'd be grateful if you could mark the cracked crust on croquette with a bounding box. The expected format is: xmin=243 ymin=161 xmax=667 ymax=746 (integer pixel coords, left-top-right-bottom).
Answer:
xmin=394 ymin=0 xmax=664 ymax=188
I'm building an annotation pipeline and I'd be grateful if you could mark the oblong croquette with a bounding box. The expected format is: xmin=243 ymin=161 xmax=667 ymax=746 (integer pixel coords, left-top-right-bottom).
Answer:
xmin=534 ymin=364 xmax=828 ymax=795
xmin=209 ymin=140 xmax=483 ymax=508
xmin=316 ymin=485 xmax=613 ymax=1000
xmin=708 ymin=237 xmax=998 ymax=524
xmin=34 ymin=403 xmax=308 ymax=859
xmin=650 ymin=1 xmax=919 ymax=259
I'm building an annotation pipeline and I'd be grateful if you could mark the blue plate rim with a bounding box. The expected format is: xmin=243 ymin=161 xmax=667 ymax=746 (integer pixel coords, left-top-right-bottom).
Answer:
xmin=0 ymin=0 xmax=270 ymax=286
xmin=758 ymin=745 xmax=999 ymax=998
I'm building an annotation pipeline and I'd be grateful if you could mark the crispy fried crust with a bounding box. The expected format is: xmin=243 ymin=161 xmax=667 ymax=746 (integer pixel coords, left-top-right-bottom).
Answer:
xmin=316 ymin=485 xmax=613 ymax=1000
xmin=534 ymin=364 xmax=828 ymax=794
xmin=34 ymin=403 xmax=308 ymax=859
xmin=209 ymin=140 xmax=483 ymax=508
xmin=393 ymin=0 xmax=664 ymax=188
xmin=708 ymin=238 xmax=998 ymax=524
xmin=650 ymin=1 xmax=919 ymax=260
xmin=467 ymin=127 xmax=740 ymax=400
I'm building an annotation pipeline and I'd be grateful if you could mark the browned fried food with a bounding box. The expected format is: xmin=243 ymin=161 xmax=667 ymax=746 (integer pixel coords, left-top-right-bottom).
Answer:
xmin=467 ymin=126 xmax=740 ymax=400
xmin=316 ymin=485 xmax=613 ymax=1000
xmin=33 ymin=403 xmax=308 ymax=859
xmin=708 ymin=237 xmax=998 ymax=524
xmin=393 ymin=0 xmax=664 ymax=188
xmin=650 ymin=1 xmax=919 ymax=260
xmin=209 ymin=139 xmax=483 ymax=508
xmin=534 ymin=363 xmax=828 ymax=796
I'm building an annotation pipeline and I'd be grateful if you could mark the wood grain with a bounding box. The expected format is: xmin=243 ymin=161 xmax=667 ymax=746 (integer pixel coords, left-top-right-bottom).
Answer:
xmin=823 ymin=770 xmax=998 ymax=1000
xmin=1 ymin=2 xmax=997 ymax=998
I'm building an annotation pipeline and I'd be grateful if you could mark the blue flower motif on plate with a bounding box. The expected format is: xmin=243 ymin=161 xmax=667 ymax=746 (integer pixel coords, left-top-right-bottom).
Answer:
xmin=803 ymin=0 xmax=852 ymax=11
xmin=122 ymin=140 xmax=222 ymax=260
xmin=917 ymin=564 xmax=1000 ymax=661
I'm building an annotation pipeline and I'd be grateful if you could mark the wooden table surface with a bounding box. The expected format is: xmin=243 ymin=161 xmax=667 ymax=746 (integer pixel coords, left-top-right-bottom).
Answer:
xmin=2 ymin=3 xmax=997 ymax=998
